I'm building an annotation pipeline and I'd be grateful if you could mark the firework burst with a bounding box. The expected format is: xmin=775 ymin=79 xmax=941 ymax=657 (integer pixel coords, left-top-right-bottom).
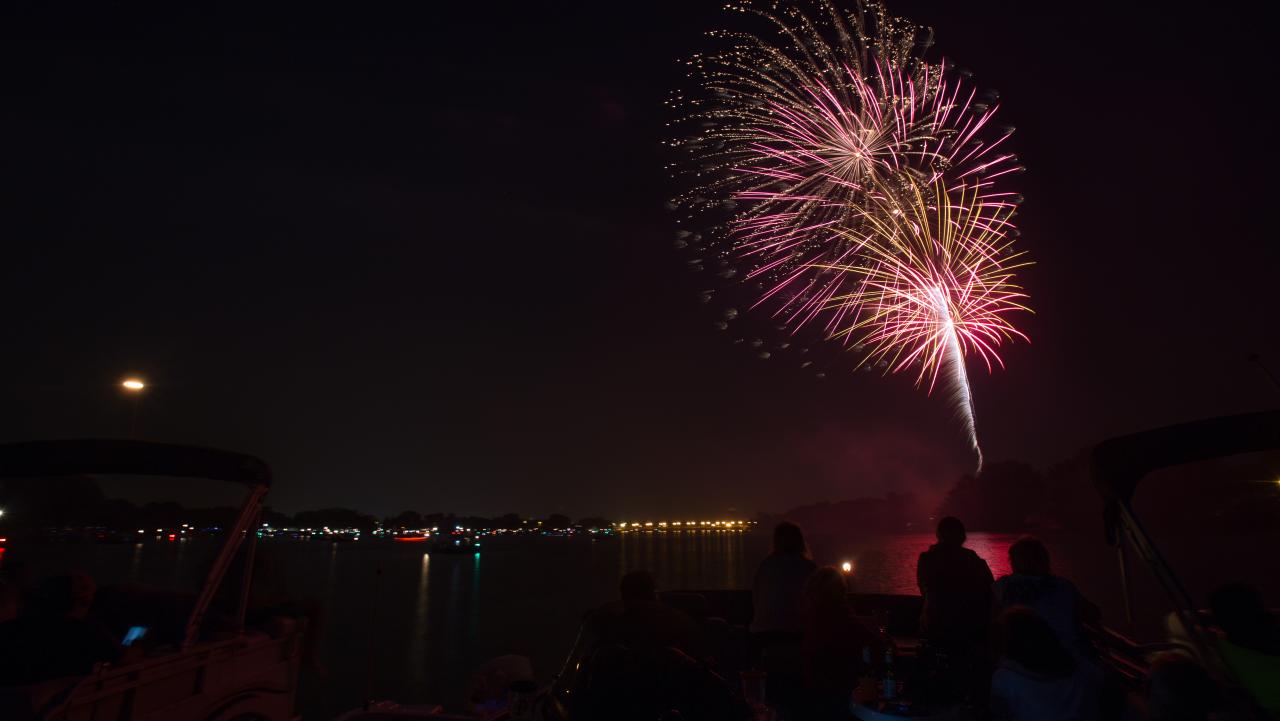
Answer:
xmin=670 ymin=0 xmax=1020 ymax=335
xmin=671 ymin=0 xmax=1030 ymax=466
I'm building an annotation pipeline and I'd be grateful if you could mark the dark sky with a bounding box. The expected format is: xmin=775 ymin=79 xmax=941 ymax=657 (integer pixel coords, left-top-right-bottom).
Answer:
xmin=2 ymin=2 xmax=1276 ymax=519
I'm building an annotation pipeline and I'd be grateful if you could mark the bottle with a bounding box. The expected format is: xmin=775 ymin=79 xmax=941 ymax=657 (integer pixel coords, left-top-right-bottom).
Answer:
xmin=854 ymin=646 xmax=877 ymax=703
xmin=882 ymin=647 xmax=897 ymax=701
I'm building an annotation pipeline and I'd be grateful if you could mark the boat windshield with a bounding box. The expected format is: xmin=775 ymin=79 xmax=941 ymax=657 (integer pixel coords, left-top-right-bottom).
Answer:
xmin=1127 ymin=449 xmax=1280 ymax=640
xmin=0 ymin=472 xmax=254 ymax=648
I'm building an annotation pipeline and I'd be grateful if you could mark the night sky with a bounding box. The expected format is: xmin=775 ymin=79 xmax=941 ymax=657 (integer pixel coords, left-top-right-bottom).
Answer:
xmin=2 ymin=2 xmax=1276 ymax=519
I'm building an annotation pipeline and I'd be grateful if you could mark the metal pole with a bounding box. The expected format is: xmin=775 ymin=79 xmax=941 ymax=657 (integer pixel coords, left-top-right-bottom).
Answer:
xmin=1248 ymin=353 xmax=1280 ymax=394
xmin=234 ymin=507 xmax=262 ymax=633
xmin=129 ymin=396 xmax=140 ymax=438
xmin=183 ymin=484 xmax=268 ymax=648
xmin=1115 ymin=536 xmax=1134 ymax=635
xmin=363 ymin=563 xmax=382 ymax=711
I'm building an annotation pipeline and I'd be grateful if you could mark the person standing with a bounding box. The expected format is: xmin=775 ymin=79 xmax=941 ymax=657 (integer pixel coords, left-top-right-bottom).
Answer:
xmin=751 ymin=522 xmax=818 ymax=638
xmin=916 ymin=516 xmax=994 ymax=647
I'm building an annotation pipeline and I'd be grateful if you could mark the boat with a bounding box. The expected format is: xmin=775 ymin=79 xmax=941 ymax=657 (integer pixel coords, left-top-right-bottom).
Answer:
xmin=0 ymin=440 xmax=304 ymax=721
xmin=325 ymin=411 xmax=1280 ymax=720
xmin=536 ymin=412 xmax=1279 ymax=719
xmin=1091 ymin=408 xmax=1279 ymax=719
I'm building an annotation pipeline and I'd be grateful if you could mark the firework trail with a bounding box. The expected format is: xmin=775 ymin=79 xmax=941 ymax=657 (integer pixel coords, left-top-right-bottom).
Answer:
xmin=671 ymin=0 xmax=1028 ymax=467
xmin=819 ymin=179 xmax=1031 ymax=468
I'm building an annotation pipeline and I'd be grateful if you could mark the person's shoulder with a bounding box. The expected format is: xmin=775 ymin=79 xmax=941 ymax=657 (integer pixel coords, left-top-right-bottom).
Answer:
xmin=584 ymin=602 xmax=624 ymax=628
xmin=657 ymin=603 xmax=698 ymax=629
xmin=964 ymin=547 xmax=992 ymax=569
xmin=1051 ymin=575 xmax=1079 ymax=593
xmin=990 ymin=665 xmax=1020 ymax=695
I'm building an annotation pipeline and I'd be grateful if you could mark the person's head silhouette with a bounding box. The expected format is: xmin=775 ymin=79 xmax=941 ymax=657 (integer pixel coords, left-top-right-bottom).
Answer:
xmin=935 ymin=517 xmax=966 ymax=547
xmin=772 ymin=521 xmax=807 ymax=556
xmin=1009 ymin=536 xmax=1051 ymax=576
xmin=619 ymin=570 xmax=657 ymax=604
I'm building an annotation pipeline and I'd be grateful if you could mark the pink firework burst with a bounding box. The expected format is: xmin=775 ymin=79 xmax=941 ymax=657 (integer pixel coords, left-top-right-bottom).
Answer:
xmin=671 ymin=0 xmax=1030 ymax=467
xmin=670 ymin=0 xmax=1020 ymax=335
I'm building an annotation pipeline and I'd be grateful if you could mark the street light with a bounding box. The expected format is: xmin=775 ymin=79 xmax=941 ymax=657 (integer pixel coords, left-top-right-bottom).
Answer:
xmin=121 ymin=377 xmax=146 ymax=437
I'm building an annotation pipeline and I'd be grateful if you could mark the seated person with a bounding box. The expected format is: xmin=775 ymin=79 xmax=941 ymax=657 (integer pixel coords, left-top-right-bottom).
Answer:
xmin=917 ymin=517 xmax=994 ymax=649
xmin=992 ymin=537 xmax=1094 ymax=657
xmin=568 ymin=572 xmax=748 ymax=721
xmin=989 ymin=607 xmax=1102 ymax=721
xmin=1207 ymin=582 xmax=1280 ymax=716
xmin=570 ymin=643 xmax=752 ymax=721
xmin=0 ymin=572 xmax=122 ymax=685
xmin=468 ymin=654 xmax=536 ymax=716
xmin=582 ymin=570 xmax=701 ymax=657
xmin=801 ymin=567 xmax=881 ymax=719
xmin=1143 ymin=652 xmax=1221 ymax=721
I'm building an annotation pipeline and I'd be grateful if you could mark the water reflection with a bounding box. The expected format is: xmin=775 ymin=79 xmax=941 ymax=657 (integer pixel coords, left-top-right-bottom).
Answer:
xmin=407 ymin=553 xmax=430 ymax=683
xmin=129 ymin=542 xmax=143 ymax=582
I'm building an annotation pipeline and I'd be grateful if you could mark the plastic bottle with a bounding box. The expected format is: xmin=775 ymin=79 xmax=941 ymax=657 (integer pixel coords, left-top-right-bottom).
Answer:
xmin=882 ymin=647 xmax=897 ymax=700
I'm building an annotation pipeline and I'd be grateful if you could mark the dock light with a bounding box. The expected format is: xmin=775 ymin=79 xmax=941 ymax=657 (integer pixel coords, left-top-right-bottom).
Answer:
xmin=121 ymin=378 xmax=146 ymax=391
xmin=841 ymin=561 xmax=853 ymax=574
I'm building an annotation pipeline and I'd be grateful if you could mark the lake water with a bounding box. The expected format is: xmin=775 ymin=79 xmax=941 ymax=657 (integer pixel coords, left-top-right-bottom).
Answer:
xmin=6 ymin=531 xmax=1031 ymax=719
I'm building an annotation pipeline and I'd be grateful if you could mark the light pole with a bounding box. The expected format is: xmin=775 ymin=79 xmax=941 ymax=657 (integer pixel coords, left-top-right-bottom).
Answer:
xmin=121 ymin=378 xmax=146 ymax=438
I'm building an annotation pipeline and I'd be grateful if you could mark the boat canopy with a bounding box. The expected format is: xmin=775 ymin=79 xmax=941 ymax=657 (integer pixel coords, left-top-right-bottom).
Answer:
xmin=1091 ymin=408 xmax=1280 ymax=507
xmin=0 ymin=439 xmax=271 ymax=487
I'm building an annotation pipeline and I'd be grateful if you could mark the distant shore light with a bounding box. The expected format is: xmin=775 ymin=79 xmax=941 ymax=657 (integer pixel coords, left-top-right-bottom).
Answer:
xmin=122 ymin=378 xmax=146 ymax=391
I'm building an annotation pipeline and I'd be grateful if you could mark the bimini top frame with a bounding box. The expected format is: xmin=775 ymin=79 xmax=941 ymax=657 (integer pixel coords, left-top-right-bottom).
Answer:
xmin=0 ymin=439 xmax=272 ymax=648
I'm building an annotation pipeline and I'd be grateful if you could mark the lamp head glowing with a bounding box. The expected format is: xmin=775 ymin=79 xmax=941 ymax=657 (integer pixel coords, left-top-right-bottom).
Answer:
xmin=121 ymin=379 xmax=146 ymax=391
xmin=840 ymin=561 xmax=853 ymax=574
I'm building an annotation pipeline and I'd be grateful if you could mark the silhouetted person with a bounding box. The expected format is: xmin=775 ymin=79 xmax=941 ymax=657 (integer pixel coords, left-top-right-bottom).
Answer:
xmin=584 ymin=570 xmax=700 ymax=657
xmin=751 ymin=522 xmax=818 ymax=636
xmin=0 ymin=572 xmax=121 ymax=685
xmin=916 ymin=516 xmax=994 ymax=647
xmin=570 ymin=572 xmax=749 ymax=721
xmin=801 ymin=567 xmax=881 ymax=720
xmin=1207 ymin=582 xmax=1280 ymax=715
xmin=989 ymin=607 xmax=1102 ymax=721
xmin=1142 ymin=653 xmax=1220 ymax=721
xmin=993 ymin=537 xmax=1096 ymax=657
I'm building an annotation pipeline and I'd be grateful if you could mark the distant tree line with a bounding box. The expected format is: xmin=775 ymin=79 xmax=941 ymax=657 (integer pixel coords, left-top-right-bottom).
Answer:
xmin=0 ymin=476 xmax=612 ymax=538
xmin=766 ymin=451 xmax=1280 ymax=536
xmin=761 ymin=454 xmax=1108 ymax=535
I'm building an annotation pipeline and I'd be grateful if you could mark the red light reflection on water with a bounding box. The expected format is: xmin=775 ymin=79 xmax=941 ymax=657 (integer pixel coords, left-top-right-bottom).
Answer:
xmin=838 ymin=533 xmax=1018 ymax=595
xmin=962 ymin=534 xmax=1014 ymax=579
